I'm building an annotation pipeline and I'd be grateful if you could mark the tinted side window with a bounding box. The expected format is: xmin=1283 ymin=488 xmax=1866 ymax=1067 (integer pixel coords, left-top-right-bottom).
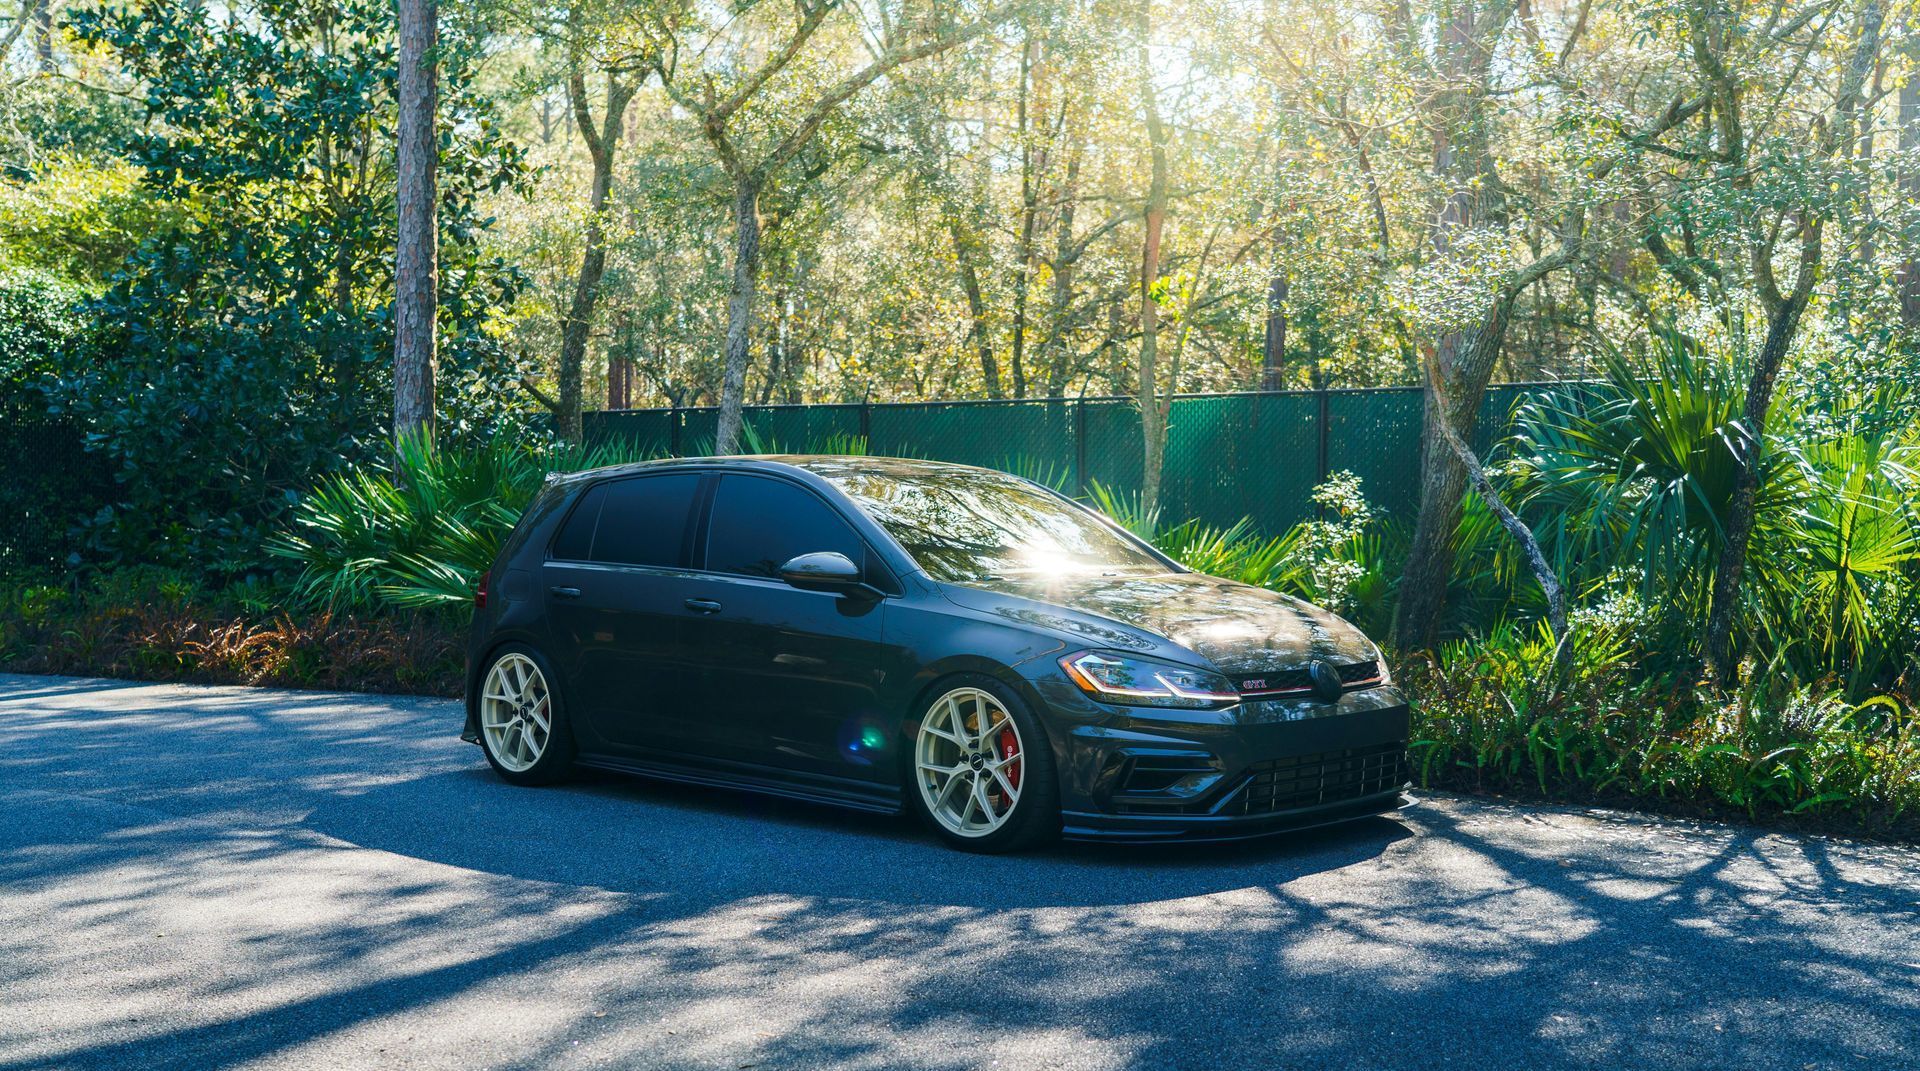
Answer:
xmin=589 ymin=473 xmax=703 ymax=567
xmin=704 ymin=475 xmax=864 ymax=579
xmin=550 ymin=482 xmax=608 ymax=561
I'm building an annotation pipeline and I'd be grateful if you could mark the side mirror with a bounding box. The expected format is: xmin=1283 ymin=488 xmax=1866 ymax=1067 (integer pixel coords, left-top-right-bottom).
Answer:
xmin=778 ymin=551 xmax=865 ymax=593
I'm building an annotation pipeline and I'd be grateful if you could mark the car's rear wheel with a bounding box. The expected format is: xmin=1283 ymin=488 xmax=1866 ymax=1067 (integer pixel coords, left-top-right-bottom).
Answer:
xmin=907 ymin=676 xmax=1058 ymax=852
xmin=477 ymin=645 xmax=573 ymax=785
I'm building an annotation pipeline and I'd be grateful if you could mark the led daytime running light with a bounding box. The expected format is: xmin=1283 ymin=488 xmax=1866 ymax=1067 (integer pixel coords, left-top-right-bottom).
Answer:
xmin=1060 ymin=652 xmax=1238 ymax=706
xmin=1155 ymin=672 xmax=1239 ymax=701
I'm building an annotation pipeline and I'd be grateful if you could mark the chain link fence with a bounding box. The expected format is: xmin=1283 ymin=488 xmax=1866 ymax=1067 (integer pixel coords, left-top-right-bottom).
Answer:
xmin=0 ymin=384 xmax=1582 ymax=579
xmin=585 ymin=383 xmax=1582 ymax=534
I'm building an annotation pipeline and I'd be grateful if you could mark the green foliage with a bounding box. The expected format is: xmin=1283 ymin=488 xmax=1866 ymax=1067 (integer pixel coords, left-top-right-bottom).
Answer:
xmin=1003 ymin=456 xmax=1071 ymax=493
xmin=1508 ymin=340 xmax=1751 ymax=615
xmin=814 ymin=432 xmax=872 ymax=456
xmin=1509 ymin=335 xmax=1920 ymax=691
xmin=1406 ymin=626 xmax=1920 ymax=834
xmin=1283 ymin=472 xmax=1379 ymax=613
xmin=44 ymin=0 xmax=532 ymax=573
xmin=1754 ymin=407 xmax=1920 ymax=692
xmin=0 ymin=265 xmax=85 ymax=411
xmin=1155 ymin=517 xmax=1302 ymax=588
xmin=0 ymin=267 xmax=111 ymax=579
xmin=0 ymin=155 xmax=179 ymax=284
xmin=1086 ymin=480 xmax=1159 ymax=540
xmin=271 ymin=432 xmax=657 ymax=610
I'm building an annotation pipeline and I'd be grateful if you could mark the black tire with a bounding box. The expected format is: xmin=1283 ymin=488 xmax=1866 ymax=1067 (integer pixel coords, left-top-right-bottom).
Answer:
xmin=475 ymin=643 xmax=576 ymax=786
xmin=902 ymin=672 xmax=1060 ymax=853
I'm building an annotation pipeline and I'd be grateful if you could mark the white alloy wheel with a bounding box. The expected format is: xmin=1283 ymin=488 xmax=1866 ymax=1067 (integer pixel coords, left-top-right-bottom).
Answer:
xmin=480 ymin=653 xmax=552 ymax=773
xmin=915 ymin=686 xmax=1027 ymax=838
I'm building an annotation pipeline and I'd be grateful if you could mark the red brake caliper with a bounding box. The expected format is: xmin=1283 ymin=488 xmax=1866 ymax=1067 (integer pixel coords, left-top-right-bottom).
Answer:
xmin=998 ymin=728 xmax=1022 ymax=791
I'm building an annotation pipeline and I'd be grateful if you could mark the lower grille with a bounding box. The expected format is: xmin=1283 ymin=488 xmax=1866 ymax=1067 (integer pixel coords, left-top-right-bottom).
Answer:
xmin=1227 ymin=743 xmax=1407 ymax=816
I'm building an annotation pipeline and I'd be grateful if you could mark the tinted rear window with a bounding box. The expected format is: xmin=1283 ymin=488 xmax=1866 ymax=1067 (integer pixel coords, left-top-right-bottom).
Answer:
xmin=704 ymin=475 xmax=864 ymax=578
xmin=550 ymin=482 xmax=607 ymax=561
xmin=551 ymin=474 xmax=701 ymax=568
xmin=593 ymin=474 xmax=702 ymax=567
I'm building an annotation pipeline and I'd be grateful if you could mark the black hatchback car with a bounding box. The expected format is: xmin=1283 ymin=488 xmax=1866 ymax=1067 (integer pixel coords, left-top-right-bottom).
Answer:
xmin=463 ymin=455 xmax=1410 ymax=851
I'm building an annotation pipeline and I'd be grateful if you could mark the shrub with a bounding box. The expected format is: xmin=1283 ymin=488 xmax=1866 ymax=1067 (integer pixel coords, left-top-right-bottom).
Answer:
xmin=271 ymin=432 xmax=658 ymax=610
xmin=44 ymin=0 xmax=533 ymax=576
xmin=0 ymin=155 xmax=177 ymax=284
xmin=0 ymin=266 xmax=113 ymax=579
xmin=1509 ymin=340 xmax=1920 ymax=691
xmin=1404 ymin=624 xmax=1920 ymax=836
xmin=0 ymin=571 xmax=466 ymax=696
xmin=0 ymin=264 xmax=85 ymax=409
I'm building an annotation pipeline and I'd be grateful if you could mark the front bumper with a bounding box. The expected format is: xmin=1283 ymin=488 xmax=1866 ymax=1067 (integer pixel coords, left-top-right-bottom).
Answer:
xmin=1060 ymin=788 xmax=1414 ymax=843
xmin=1031 ymin=676 xmax=1414 ymax=843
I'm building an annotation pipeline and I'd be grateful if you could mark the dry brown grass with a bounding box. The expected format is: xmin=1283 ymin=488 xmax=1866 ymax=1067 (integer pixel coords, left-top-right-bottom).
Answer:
xmin=1 ymin=596 xmax=464 ymax=696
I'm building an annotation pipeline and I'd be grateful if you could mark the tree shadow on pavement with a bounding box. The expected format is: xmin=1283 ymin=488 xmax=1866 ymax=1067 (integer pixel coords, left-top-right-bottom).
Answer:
xmin=5 ymin=674 xmax=1919 ymax=1071
xmin=297 ymin=765 xmax=1416 ymax=909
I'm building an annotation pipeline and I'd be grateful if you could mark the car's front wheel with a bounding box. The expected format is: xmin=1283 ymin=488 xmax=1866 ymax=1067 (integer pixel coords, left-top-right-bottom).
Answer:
xmin=906 ymin=676 xmax=1059 ymax=852
xmin=477 ymin=645 xmax=574 ymax=785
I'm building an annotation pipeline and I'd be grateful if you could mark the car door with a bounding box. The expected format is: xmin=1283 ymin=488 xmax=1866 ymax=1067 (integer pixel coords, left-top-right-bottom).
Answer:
xmin=541 ymin=471 xmax=714 ymax=757
xmin=682 ymin=472 xmax=893 ymax=784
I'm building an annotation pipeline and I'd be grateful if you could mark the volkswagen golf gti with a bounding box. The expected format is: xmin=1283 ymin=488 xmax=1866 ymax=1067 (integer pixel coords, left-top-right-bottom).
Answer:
xmin=463 ymin=455 xmax=1411 ymax=851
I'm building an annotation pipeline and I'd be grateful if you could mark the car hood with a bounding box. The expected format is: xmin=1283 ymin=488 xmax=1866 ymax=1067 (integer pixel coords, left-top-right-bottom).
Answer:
xmin=939 ymin=570 xmax=1377 ymax=674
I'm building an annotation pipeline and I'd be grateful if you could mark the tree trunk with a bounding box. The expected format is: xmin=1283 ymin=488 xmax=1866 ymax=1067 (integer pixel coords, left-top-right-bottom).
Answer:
xmin=1392 ymin=301 xmax=1513 ymax=650
xmin=1136 ymin=3 xmax=1170 ymax=524
xmin=715 ymin=178 xmax=763 ymax=456
xmin=1260 ymin=271 xmax=1287 ymax=390
xmin=554 ymin=70 xmax=634 ymax=443
xmin=1422 ymin=344 xmax=1571 ymax=677
xmin=1388 ymin=0 xmax=1516 ymax=652
xmin=1305 ymin=316 xmax=1327 ymax=391
xmin=947 ymin=216 xmax=1002 ymax=397
xmin=32 ymin=0 xmax=53 ymax=72
xmin=1043 ymin=137 xmax=1084 ymax=396
xmin=1899 ymin=35 xmax=1920 ymax=326
xmin=392 ymin=0 xmax=438 ymax=442
xmin=1701 ymin=0 xmax=1878 ymax=681
xmin=1701 ymin=293 xmax=1808 ymax=679
xmin=1009 ymin=31 xmax=1042 ymax=400
xmin=787 ymin=253 xmax=809 ymax=404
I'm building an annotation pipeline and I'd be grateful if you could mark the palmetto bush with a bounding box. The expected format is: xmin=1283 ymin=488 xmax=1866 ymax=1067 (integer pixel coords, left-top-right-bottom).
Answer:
xmin=1507 ymin=338 xmax=1920 ymax=692
xmin=1405 ymin=623 xmax=1920 ymax=834
xmin=1506 ymin=338 xmax=1759 ymax=623
xmin=271 ymin=431 xmax=655 ymax=610
xmin=1755 ymin=403 xmax=1920 ymax=691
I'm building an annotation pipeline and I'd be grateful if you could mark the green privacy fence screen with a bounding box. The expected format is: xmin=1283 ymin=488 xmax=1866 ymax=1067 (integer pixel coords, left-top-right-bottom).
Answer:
xmin=581 ymin=384 xmax=1584 ymax=536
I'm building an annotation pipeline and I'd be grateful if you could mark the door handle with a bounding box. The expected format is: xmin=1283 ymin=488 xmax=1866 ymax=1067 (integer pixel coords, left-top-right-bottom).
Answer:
xmin=549 ymin=586 xmax=582 ymax=599
xmin=683 ymin=598 xmax=723 ymax=614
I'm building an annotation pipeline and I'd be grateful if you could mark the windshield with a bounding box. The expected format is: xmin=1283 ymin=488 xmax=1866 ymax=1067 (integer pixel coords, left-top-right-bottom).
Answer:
xmin=822 ymin=466 xmax=1174 ymax=583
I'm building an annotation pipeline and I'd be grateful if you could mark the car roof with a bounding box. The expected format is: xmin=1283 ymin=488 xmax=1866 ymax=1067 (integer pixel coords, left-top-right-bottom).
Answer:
xmin=548 ymin=453 xmax=1012 ymax=488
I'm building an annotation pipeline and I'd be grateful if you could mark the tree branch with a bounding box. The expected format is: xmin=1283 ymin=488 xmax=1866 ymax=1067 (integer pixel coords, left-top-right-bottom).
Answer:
xmin=1420 ymin=346 xmax=1572 ymax=680
xmin=760 ymin=4 xmax=1021 ymax=178
xmin=520 ymin=375 xmax=562 ymax=414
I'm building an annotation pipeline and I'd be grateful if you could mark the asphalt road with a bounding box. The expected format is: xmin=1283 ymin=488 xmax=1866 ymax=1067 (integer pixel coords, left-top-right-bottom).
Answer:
xmin=2 ymin=672 xmax=1918 ymax=1071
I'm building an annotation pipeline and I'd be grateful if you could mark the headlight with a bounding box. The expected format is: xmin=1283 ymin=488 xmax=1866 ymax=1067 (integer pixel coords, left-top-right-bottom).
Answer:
xmin=1059 ymin=651 xmax=1239 ymax=709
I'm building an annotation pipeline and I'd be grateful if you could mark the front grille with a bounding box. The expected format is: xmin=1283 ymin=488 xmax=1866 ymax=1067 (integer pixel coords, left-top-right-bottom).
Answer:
xmin=1227 ymin=743 xmax=1407 ymax=816
xmin=1338 ymin=660 xmax=1382 ymax=685
xmin=1236 ymin=659 xmax=1380 ymax=696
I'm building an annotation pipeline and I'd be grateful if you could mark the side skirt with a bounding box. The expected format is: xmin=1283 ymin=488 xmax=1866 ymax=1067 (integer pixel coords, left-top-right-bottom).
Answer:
xmin=574 ymin=752 xmax=905 ymax=816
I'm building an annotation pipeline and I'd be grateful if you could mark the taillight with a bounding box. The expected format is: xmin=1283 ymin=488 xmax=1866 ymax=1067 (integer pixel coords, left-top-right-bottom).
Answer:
xmin=474 ymin=570 xmax=489 ymax=609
